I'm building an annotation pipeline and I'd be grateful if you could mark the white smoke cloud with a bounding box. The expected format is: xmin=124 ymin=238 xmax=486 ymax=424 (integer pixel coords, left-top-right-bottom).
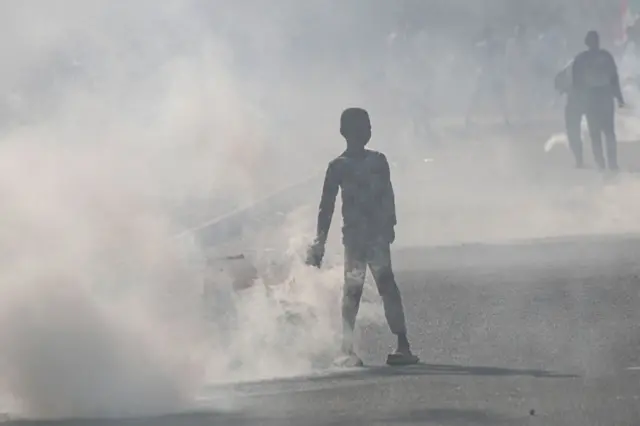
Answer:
xmin=0 ymin=0 xmax=388 ymax=418
xmin=1 ymin=0 xmax=639 ymax=420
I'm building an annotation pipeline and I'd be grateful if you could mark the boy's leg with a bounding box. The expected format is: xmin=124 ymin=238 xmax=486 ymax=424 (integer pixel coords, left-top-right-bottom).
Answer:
xmin=342 ymin=244 xmax=367 ymax=355
xmin=367 ymin=243 xmax=407 ymax=338
xmin=368 ymin=243 xmax=418 ymax=365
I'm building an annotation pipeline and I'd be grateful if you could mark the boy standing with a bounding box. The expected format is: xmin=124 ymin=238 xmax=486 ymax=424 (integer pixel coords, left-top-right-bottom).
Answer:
xmin=306 ymin=107 xmax=419 ymax=367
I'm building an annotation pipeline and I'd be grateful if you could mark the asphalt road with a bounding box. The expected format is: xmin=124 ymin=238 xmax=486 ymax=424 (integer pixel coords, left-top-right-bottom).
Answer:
xmin=6 ymin=234 xmax=640 ymax=426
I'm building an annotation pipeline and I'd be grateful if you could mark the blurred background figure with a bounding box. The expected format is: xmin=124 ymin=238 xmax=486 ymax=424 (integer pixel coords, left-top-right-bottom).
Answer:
xmin=465 ymin=26 xmax=510 ymax=128
xmin=571 ymin=30 xmax=625 ymax=171
xmin=506 ymin=23 xmax=534 ymax=122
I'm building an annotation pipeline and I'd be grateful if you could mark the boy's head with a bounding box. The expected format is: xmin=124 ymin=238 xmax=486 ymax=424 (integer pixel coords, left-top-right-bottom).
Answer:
xmin=340 ymin=107 xmax=371 ymax=148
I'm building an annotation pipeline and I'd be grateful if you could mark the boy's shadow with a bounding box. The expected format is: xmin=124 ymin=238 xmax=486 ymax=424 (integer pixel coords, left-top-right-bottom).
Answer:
xmin=308 ymin=362 xmax=578 ymax=382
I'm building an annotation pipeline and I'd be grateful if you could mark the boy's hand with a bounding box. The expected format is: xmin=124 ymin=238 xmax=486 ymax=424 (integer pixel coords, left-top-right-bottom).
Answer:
xmin=305 ymin=241 xmax=325 ymax=268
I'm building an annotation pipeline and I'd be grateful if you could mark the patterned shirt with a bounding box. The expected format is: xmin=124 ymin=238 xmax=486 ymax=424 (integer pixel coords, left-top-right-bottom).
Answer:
xmin=316 ymin=148 xmax=396 ymax=247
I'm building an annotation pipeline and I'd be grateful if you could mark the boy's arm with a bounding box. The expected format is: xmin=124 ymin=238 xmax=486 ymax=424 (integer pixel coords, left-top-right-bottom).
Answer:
xmin=307 ymin=162 xmax=339 ymax=268
xmin=380 ymin=154 xmax=397 ymax=230
xmin=316 ymin=163 xmax=340 ymax=245
xmin=316 ymin=162 xmax=340 ymax=245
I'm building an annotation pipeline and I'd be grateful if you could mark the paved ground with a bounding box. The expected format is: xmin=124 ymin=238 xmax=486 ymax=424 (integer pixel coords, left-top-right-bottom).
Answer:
xmin=6 ymin=234 xmax=640 ymax=425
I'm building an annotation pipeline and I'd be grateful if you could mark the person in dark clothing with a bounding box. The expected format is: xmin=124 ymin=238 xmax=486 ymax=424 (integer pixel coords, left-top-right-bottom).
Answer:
xmin=306 ymin=107 xmax=419 ymax=367
xmin=571 ymin=30 xmax=625 ymax=170
xmin=466 ymin=26 xmax=510 ymax=128
xmin=625 ymin=20 xmax=640 ymax=57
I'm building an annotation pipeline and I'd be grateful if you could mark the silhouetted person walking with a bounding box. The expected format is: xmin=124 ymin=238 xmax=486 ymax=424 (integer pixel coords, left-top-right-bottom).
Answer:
xmin=306 ymin=107 xmax=419 ymax=367
xmin=571 ymin=30 xmax=625 ymax=170
xmin=466 ymin=27 xmax=510 ymax=128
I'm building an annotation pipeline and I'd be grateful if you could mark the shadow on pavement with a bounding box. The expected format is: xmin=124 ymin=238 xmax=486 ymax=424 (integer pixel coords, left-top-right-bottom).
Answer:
xmin=374 ymin=408 xmax=511 ymax=425
xmin=302 ymin=362 xmax=578 ymax=383
xmin=1 ymin=365 xmax=576 ymax=426
xmin=1 ymin=411 xmax=281 ymax=426
xmin=0 ymin=409 xmax=520 ymax=426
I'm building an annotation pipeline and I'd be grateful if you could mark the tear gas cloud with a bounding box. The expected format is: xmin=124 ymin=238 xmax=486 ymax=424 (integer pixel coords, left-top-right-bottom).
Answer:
xmin=0 ymin=0 xmax=394 ymax=418
xmin=0 ymin=0 xmax=638 ymax=419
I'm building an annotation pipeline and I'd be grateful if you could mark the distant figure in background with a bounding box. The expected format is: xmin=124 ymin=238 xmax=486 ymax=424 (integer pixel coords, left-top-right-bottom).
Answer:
xmin=625 ymin=19 xmax=640 ymax=56
xmin=506 ymin=24 xmax=533 ymax=120
xmin=623 ymin=19 xmax=640 ymax=88
xmin=384 ymin=30 xmax=435 ymax=154
xmin=533 ymin=25 xmax=568 ymax=108
xmin=466 ymin=26 xmax=510 ymax=128
xmin=306 ymin=107 xmax=419 ymax=367
xmin=571 ymin=30 xmax=625 ymax=171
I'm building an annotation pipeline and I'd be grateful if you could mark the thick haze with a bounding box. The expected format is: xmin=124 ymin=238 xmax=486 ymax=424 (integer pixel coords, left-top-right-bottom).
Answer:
xmin=0 ymin=0 xmax=638 ymax=420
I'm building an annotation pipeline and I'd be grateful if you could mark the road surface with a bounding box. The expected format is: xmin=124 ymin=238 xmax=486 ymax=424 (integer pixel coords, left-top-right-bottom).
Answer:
xmin=6 ymin=234 xmax=640 ymax=425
